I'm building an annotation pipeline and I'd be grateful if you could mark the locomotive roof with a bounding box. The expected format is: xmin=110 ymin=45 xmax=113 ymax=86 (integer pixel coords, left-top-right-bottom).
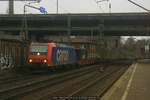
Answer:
xmin=31 ymin=42 xmax=74 ymax=48
xmin=55 ymin=43 xmax=74 ymax=48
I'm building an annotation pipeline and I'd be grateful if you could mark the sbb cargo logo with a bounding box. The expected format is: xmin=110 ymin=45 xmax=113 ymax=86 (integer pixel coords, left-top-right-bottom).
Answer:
xmin=56 ymin=49 xmax=69 ymax=64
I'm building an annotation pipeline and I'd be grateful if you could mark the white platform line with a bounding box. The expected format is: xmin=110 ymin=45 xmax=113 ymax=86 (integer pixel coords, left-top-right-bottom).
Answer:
xmin=121 ymin=63 xmax=138 ymax=100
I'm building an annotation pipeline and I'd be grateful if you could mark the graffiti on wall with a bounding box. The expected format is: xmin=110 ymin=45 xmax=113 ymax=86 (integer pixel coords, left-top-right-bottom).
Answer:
xmin=0 ymin=54 xmax=14 ymax=70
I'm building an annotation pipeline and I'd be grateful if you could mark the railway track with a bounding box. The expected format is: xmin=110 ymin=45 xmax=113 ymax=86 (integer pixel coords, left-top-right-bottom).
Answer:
xmin=0 ymin=63 xmax=129 ymax=100
xmin=69 ymin=66 xmax=127 ymax=97
xmin=20 ymin=67 xmax=104 ymax=100
xmin=0 ymin=65 xmax=98 ymax=100
xmin=38 ymin=65 xmax=126 ymax=100
xmin=0 ymin=74 xmax=33 ymax=85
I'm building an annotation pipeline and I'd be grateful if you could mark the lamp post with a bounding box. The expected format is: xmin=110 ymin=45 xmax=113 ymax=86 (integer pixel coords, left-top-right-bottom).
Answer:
xmin=23 ymin=4 xmax=28 ymax=40
xmin=22 ymin=2 xmax=47 ymax=40
xmin=57 ymin=0 xmax=58 ymax=13
xmin=9 ymin=0 xmax=14 ymax=15
xmin=67 ymin=14 xmax=71 ymax=44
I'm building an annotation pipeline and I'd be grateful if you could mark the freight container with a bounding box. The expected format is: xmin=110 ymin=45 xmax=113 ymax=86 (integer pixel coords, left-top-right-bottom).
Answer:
xmin=70 ymin=40 xmax=98 ymax=65
xmin=52 ymin=47 xmax=76 ymax=66
xmin=0 ymin=39 xmax=28 ymax=70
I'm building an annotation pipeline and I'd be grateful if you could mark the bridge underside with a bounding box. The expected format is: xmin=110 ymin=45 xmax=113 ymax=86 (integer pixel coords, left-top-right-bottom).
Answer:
xmin=0 ymin=13 xmax=150 ymax=38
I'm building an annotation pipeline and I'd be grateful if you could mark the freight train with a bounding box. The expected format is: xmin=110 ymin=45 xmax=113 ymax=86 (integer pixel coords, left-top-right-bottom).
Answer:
xmin=27 ymin=42 xmax=97 ymax=70
xmin=1 ymin=36 xmax=148 ymax=71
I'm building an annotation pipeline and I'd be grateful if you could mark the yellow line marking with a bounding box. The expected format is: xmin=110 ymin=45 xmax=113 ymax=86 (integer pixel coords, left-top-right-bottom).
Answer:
xmin=121 ymin=63 xmax=138 ymax=100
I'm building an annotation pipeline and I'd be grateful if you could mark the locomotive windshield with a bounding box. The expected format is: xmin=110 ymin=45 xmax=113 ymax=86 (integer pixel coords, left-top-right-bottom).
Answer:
xmin=30 ymin=45 xmax=48 ymax=53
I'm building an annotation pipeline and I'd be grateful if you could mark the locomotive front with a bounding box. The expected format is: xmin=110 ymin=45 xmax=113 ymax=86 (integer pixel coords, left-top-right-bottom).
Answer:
xmin=27 ymin=42 xmax=76 ymax=70
xmin=28 ymin=42 xmax=50 ymax=67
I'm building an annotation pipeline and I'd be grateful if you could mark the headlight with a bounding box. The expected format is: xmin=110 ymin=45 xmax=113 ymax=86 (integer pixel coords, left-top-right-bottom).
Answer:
xmin=29 ymin=59 xmax=32 ymax=63
xmin=37 ymin=52 xmax=40 ymax=56
xmin=43 ymin=59 xmax=47 ymax=63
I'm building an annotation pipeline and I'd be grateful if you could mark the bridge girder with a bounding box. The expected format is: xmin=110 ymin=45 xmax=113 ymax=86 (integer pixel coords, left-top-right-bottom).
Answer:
xmin=0 ymin=13 xmax=150 ymax=36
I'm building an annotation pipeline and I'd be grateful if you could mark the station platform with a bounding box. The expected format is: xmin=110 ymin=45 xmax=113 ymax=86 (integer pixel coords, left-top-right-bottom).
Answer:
xmin=101 ymin=60 xmax=150 ymax=100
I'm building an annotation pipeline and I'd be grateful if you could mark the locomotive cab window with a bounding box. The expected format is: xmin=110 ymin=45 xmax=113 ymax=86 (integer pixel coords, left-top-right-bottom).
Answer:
xmin=30 ymin=45 xmax=48 ymax=53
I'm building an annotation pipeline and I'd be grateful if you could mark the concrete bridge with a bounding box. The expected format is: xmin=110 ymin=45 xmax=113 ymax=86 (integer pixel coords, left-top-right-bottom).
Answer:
xmin=0 ymin=13 xmax=150 ymax=38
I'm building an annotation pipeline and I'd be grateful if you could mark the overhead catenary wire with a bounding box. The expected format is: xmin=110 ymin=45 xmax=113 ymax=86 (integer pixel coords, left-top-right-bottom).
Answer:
xmin=94 ymin=0 xmax=105 ymax=13
xmin=51 ymin=0 xmax=70 ymax=14
xmin=96 ymin=0 xmax=109 ymax=3
xmin=109 ymin=0 xmax=111 ymax=14
xmin=19 ymin=0 xmax=109 ymax=14
xmin=128 ymin=0 xmax=150 ymax=14
xmin=94 ymin=0 xmax=111 ymax=13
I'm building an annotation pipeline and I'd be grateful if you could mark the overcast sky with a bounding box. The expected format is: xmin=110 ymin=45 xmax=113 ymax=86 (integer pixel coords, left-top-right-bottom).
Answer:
xmin=0 ymin=0 xmax=150 ymax=14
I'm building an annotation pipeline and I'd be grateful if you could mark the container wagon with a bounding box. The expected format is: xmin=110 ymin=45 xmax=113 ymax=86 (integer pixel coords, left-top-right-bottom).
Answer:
xmin=0 ymin=39 xmax=28 ymax=70
xmin=70 ymin=40 xmax=98 ymax=65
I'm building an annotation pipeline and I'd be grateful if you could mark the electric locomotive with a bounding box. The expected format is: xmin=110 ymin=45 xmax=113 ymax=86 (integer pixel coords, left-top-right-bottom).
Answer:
xmin=28 ymin=42 xmax=76 ymax=69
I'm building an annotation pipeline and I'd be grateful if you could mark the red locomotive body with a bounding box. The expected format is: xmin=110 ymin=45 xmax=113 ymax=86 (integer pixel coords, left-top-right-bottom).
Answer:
xmin=28 ymin=42 xmax=54 ymax=67
xmin=28 ymin=42 xmax=76 ymax=69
